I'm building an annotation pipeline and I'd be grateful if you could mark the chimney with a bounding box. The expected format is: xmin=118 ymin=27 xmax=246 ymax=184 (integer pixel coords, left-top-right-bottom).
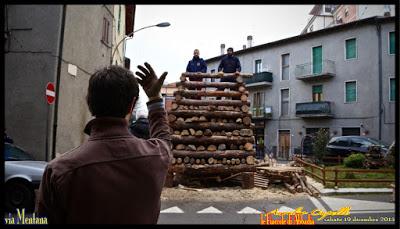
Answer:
xmin=243 ymin=45 xmax=246 ymax=50
xmin=247 ymin=35 xmax=253 ymax=48
xmin=220 ymin=44 xmax=225 ymax=55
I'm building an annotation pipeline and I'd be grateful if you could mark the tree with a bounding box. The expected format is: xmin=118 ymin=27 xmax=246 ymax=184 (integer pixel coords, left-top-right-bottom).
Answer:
xmin=312 ymin=129 xmax=330 ymax=164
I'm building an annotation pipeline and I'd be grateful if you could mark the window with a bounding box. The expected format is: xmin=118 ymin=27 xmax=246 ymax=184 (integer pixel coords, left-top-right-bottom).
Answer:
xmin=118 ymin=5 xmax=121 ymax=34
xmin=344 ymin=8 xmax=349 ymax=17
xmin=253 ymin=92 xmax=264 ymax=117
xmin=312 ymin=85 xmax=323 ymax=102
xmin=280 ymin=89 xmax=289 ymax=116
xmin=345 ymin=38 xmax=357 ymax=59
xmin=312 ymin=46 xmax=322 ymax=74
xmin=210 ymin=69 xmax=216 ymax=82
xmin=102 ymin=17 xmax=110 ymax=45
xmin=329 ymin=138 xmax=349 ymax=147
xmin=255 ymin=59 xmax=262 ymax=73
xmin=281 ymin=54 xmax=290 ymax=80
xmin=389 ymin=31 xmax=395 ymax=55
xmin=349 ymin=138 xmax=373 ymax=148
xmin=325 ymin=5 xmax=334 ymax=13
xmin=342 ymin=127 xmax=360 ymax=136
xmin=390 ymin=78 xmax=395 ymax=101
xmin=345 ymin=81 xmax=357 ymax=103
xmin=309 ymin=25 xmax=313 ymax=32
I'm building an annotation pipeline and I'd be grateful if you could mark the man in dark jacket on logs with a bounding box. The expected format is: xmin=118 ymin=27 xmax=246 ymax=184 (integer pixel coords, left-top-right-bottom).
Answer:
xmin=36 ymin=63 xmax=171 ymax=224
xmin=217 ymin=47 xmax=241 ymax=99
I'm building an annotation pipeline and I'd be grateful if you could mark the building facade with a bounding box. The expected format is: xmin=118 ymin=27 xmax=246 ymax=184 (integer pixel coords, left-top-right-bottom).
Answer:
xmin=206 ymin=16 xmax=396 ymax=160
xmin=5 ymin=5 xmax=135 ymax=160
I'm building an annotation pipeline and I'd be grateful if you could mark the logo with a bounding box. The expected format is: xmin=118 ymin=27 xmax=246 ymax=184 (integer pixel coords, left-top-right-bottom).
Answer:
xmin=4 ymin=209 xmax=48 ymax=225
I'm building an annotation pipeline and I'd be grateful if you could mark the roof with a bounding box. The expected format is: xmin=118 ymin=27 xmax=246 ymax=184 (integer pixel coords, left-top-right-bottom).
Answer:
xmin=309 ymin=5 xmax=322 ymax=15
xmin=205 ymin=16 xmax=395 ymax=63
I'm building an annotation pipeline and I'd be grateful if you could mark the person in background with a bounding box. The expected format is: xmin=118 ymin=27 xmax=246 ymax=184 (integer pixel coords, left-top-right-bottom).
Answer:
xmin=129 ymin=109 xmax=150 ymax=139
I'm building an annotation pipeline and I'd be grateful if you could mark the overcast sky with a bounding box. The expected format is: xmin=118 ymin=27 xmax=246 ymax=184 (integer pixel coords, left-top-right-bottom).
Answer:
xmin=126 ymin=5 xmax=314 ymax=114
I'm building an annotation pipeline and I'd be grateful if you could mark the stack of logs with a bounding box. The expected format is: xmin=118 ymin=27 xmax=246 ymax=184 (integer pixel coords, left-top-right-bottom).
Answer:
xmin=167 ymin=72 xmax=256 ymax=183
xmin=256 ymin=167 xmax=320 ymax=197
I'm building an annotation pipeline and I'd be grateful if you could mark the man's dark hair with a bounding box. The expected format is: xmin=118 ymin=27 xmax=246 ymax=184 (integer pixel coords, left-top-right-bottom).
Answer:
xmin=227 ymin=47 xmax=234 ymax=52
xmin=87 ymin=65 xmax=139 ymax=118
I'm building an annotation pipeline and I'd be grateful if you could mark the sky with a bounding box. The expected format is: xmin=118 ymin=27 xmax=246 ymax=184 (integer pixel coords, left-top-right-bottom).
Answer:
xmin=126 ymin=5 xmax=314 ymax=114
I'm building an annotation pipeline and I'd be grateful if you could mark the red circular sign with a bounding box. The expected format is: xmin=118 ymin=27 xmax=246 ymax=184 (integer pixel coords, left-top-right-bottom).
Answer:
xmin=46 ymin=83 xmax=55 ymax=104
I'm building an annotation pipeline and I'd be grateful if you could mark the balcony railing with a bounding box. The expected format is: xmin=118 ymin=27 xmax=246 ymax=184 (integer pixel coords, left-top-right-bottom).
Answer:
xmin=295 ymin=101 xmax=333 ymax=118
xmin=295 ymin=60 xmax=336 ymax=81
xmin=244 ymin=71 xmax=273 ymax=88
xmin=252 ymin=106 xmax=272 ymax=119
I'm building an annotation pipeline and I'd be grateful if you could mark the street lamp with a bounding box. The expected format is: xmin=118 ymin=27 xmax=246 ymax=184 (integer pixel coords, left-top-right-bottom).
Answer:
xmin=111 ymin=22 xmax=171 ymax=63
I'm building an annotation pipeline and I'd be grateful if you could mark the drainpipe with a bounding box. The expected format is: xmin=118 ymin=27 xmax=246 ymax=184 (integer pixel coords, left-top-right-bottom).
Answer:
xmin=51 ymin=5 xmax=66 ymax=159
xmin=375 ymin=21 xmax=382 ymax=140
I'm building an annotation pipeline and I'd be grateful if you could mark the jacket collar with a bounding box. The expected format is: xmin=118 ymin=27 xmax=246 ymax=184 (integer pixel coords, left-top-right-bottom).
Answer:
xmin=84 ymin=117 xmax=131 ymax=139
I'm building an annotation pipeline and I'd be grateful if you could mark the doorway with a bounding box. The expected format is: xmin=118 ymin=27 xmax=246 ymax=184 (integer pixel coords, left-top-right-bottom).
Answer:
xmin=278 ymin=130 xmax=290 ymax=160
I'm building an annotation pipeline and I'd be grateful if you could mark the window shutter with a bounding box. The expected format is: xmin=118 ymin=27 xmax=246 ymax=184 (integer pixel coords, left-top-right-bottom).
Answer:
xmin=312 ymin=85 xmax=322 ymax=94
xmin=346 ymin=38 xmax=356 ymax=59
xmin=389 ymin=32 xmax=395 ymax=54
xmin=390 ymin=78 xmax=395 ymax=101
xmin=346 ymin=82 xmax=356 ymax=102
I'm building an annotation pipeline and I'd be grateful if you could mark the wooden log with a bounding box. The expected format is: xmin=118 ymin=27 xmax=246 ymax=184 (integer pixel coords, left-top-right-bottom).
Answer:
xmin=181 ymin=130 xmax=189 ymax=136
xmin=236 ymin=118 xmax=242 ymax=123
xmin=183 ymin=164 xmax=256 ymax=176
xmin=191 ymin=116 xmax=199 ymax=122
xmin=246 ymin=156 xmax=255 ymax=165
xmin=207 ymin=145 xmax=217 ymax=151
xmin=226 ymin=160 xmax=231 ymax=165
xmin=234 ymin=107 xmax=241 ymax=112
xmin=218 ymin=144 xmax=226 ymax=150
xmin=175 ymin=94 xmax=183 ymax=101
xmin=171 ymin=158 xmax=176 ymax=165
xmin=195 ymin=130 xmax=203 ymax=137
xmin=177 ymin=81 xmax=241 ymax=90
xmin=241 ymin=158 xmax=246 ymax=164
xmin=241 ymin=105 xmax=249 ymax=113
xmin=284 ymin=182 xmax=296 ymax=194
xmin=222 ymin=158 xmax=227 ymax=164
xmin=168 ymin=114 xmax=177 ymax=122
xmin=195 ymin=159 xmax=201 ymax=164
xmin=239 ymin=145 xmax=244 ymax=150
xmin=177 ymin=117 xmax=185 ymax=122
xmin=240 ymin=94 xmax=248 ymax=102
xmin=222 ymin=119 xmax=228 ymax=123
xmin=185 ymin=118 xmax=193 ymax=123
xmin=170 ymin=110 xmax=250 ymax=119
xmin=189 ymin=128 xmax=196 ymax=136
xmin=200 ymin=159 xmax=206 ymax=165
xmin=174 ymin=130 xmax=181 ymax=135
xmin=208 ymin=157 xmax=215 ymax=164
xmin=199 ymin=116 xmax=207 ymax=121
xmin=186 ymin=145 xmax=196 ymax=151
xmin=171 ymin=103 xmax=179 ymax=110
xmin=232 ymin=130 xmax=240 ymax=136
xmin=230 ymin=144 xmax=238 ymax=150
xmin=204 ymin=129 xmax=213 ymax=136
xmin=244 ymin=143 xmax=254 ymax=151
xmin=172 ymin=135 xmax=255 ymax=145
xmin=172 ymin=150 xmax=255 ymax=159
xmin=243 ymin=116 xmax=252 ymax=125
xmin=241 ymin=172 xmax=255 ymax=189
xmin=190 ymin=158 xmax=195 ymax=164
xmin=174 ymin=90 xmax=242 ymax=99
xmin=176 ymin=158 xmax=182 ymax=164
xmin=175 ymin=144 xmax=186 ymax=150
xmin=217 ymin=160 xmax=222 ymax=164
xmin=238 ymin=86 xmax=246 ymax=93
xmin=226 ymin=132 xmax=233 ymax=137
xmin=184 ymin=156 xmax=190 ymax=164
xmin=240 ymin=129 xmax=253 ymax=137
xmin=220 ymin=130 xmax=226 ymax=136
xmin=197 ymin=145 xmax=206 ymax=151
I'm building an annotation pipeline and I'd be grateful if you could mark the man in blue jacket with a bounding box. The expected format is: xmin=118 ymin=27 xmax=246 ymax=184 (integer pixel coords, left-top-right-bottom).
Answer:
xmin=186 ymin=49 xmax=207 ymax=81
xmin=217 ymin=47 xmax=241 ymax=99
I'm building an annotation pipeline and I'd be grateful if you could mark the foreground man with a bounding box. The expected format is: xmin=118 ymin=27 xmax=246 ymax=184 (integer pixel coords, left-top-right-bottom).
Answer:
xmin=36 ymin=63 xmax=171 ymax=224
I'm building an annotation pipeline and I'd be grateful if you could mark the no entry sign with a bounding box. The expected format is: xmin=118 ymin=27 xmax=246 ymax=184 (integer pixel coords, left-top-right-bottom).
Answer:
xmin=46 ymin=82 xmax=55 ymax=104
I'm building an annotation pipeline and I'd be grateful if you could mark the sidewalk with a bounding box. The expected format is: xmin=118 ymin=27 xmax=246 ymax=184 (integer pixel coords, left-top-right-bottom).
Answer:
xmin=305 ymin=176 xmax=394 ymax=196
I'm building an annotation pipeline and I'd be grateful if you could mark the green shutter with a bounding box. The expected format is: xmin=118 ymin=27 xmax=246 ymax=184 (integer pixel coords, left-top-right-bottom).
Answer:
xmin=312 ymin=85 xmax=323 ymax=93
xmin=346 ymin=82 xmax=357 ymax=102
xmin=389 ymin=32 xmax=395 ymax=54
xmin=312 ymin=46 xmax=322 ymax=74
xmin=390 ymin=78 xmax=395 ymax=101
xmin=346 ymin=38 xmax=356 ymax=59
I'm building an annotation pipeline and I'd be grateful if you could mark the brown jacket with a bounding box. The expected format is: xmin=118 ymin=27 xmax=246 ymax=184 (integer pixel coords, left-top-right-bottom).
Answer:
xmin=35 ymin=100 xmax=171 ymax=224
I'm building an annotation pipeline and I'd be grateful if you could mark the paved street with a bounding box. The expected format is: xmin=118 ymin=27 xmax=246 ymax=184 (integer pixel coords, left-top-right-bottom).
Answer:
xmin=158 ymin=194 xmax=395 ymax=224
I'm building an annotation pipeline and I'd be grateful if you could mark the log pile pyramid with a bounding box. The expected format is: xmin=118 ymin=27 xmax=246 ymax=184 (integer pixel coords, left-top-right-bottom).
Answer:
xmin=167 ymin=72 xmax=256 ymax=177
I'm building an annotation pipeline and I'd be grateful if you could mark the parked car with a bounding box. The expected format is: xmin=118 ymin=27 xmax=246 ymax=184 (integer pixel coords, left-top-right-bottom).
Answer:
xmin=326 ymin=136 xmax=389 ymax=157
xmin=4 ymin=143 xmax=47 ymax=212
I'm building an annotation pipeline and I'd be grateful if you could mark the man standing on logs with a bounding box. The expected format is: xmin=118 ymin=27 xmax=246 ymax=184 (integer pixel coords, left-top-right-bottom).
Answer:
xmin=186 ymin=49 xmax=207 ymax=79
xmin=217 ymin=47 xmax=241 ymax=100
xmin=36 ymin=63 xmax=172 ymax=224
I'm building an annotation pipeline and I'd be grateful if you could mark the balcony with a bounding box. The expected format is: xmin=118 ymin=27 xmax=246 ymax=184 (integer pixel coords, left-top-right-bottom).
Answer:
xmin=295 ymin=101 xmax=333 ymax=118
xmin=251 ymin=106 xmax=272 ymax=120
xmin=295 ymin=60 xmax=336 ymax=81
xmin=244 ymin=71 xmax=273 ymax=88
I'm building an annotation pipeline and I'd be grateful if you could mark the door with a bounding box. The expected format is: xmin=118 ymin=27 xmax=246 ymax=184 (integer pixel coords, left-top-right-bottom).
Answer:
xmin=278 ymin=130 xmax=290 ymax=160
xmin=312 ymin=46 xmax=322 ymax=75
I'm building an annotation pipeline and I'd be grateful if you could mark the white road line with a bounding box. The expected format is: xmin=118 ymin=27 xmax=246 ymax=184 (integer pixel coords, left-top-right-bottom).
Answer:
xmin=237 ymin=207 xmax=262 ymax=214
xmin=197 ymin=206 xmax=223 ymax=214
xmin=278 ymin=206 xmax=295 ymax=212
xmin=160 ymin=206 xmax=184 ymax=213
xmin=308 ymin=195 xmax=327 ymax=212
xmin=321 ymin=197 xmax=395 ymax=211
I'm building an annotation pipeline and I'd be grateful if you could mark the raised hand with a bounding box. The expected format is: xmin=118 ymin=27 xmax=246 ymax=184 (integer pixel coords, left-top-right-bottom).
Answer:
xmin=135 ymin=62 xmax=168 ymax=99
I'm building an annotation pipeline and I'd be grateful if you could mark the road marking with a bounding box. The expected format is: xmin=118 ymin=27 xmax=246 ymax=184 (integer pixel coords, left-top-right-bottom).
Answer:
xmin=321 ymin=197 xmax=395 ymax=211
xmin=197 ymin=206 xmax=223 ymax=214
xmin=308 ymin=195 xmax=327 ymax=212
xmin=160 ymin=206 xmax=184 ymax=213
xmin=237 ymin=207 xmax=262 ymax=214
xmin=350 ymin=210 xmax=395 ymax=214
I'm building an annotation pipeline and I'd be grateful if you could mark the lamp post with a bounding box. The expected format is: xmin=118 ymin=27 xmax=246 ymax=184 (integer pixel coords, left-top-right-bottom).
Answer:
xmin=111 ymin=22 xmax=170 ymax=64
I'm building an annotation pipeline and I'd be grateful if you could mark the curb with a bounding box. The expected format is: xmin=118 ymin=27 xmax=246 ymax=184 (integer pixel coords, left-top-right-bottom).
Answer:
xmin=318 ymin=188 xmax=393 ymax=196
